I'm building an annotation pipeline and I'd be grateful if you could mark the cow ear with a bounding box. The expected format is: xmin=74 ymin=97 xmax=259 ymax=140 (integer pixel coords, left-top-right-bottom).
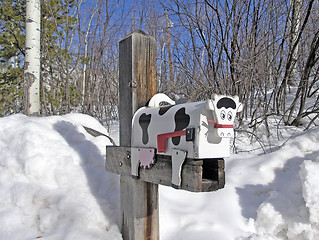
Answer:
xmin=206 ymin=100 xmax=215 ymax=110
xmin=212 ymin=94 xmax=219 ymax=101
xmin=232 ymin=96 xmax=243 ymax=112
xmin=237 ymin=103 xmax=243 ymax=113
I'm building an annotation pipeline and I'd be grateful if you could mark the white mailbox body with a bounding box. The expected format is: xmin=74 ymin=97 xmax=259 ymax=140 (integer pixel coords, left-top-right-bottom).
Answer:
xmin=130 ymin=93 xmax=242 ymax=188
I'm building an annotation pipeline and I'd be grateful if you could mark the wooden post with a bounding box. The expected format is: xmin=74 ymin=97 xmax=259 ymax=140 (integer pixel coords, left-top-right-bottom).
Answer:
xmin=119 ymin=30 xmax=159 ymax=240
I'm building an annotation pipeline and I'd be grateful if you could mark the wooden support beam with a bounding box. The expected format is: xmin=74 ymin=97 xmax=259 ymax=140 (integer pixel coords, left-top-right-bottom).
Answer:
xmin=106 ymin=146 xmax=225 ymax=192
xmin=118 ymin=30 xmax=159 ymax=240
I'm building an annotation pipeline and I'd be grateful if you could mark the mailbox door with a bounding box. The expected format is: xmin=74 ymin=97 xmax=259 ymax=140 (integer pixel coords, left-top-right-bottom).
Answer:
xmin=197 ymin=108 xmax=231 ymax=158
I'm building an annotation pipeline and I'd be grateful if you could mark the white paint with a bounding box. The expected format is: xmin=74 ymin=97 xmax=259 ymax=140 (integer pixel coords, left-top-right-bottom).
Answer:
xmin=171 ymin=149 xmax=187 ymax=187
xmin=209 ymin=94 xmax=243 ymax=138
xmin=148 ymin=93 xmax=176 ymax=107
xmin=132 ymin=94 xmax=242 ymax=159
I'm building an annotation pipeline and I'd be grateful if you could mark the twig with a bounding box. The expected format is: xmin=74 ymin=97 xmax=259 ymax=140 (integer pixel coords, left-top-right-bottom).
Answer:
xmin=82 ymin=126 xmax=116 ymax=146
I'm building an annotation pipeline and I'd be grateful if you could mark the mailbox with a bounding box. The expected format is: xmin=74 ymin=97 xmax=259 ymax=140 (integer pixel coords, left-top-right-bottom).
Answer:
xmin=130 ymin=93 xmax=243 ymax=188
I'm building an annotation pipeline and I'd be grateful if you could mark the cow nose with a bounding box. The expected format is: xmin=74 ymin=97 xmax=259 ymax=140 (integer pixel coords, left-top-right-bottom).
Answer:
xmin=227 ymin=133 xmax=231 ymax=137
xmin=220 ymin=132 xmax=224 ymax=137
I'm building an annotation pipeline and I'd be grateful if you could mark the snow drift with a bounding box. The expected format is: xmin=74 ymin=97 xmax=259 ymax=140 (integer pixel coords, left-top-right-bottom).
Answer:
xmin=160 ymin=125 xmax=319 ymax=240
xmin=0 ymin=113 xmax=318 ymax=239
xmin=0 ymin=114 xmax=121 ymax=240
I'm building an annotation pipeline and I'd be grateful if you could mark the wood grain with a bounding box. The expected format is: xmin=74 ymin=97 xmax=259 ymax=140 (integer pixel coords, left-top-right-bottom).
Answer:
xmin=118 ymin=30 xmax=159 ymax=240
xmin=106 ymin=146 xmax=225 ymax=192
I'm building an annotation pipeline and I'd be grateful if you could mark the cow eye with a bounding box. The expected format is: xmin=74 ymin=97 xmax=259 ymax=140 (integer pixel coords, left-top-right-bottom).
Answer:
xmin=220 ymin=110 xmax=226 ymax=120
xmin=227 ymin=111 xmax=233 ymax=121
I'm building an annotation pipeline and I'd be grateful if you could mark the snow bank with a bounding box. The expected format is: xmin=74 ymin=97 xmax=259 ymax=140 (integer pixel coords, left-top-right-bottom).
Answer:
xmin=0 ymin=113 xmax=318 ymax=240
xmin=160 ymin=126 xmax=319 ymax=240
xmin=0 ymin=114 xmax=121 ymax=240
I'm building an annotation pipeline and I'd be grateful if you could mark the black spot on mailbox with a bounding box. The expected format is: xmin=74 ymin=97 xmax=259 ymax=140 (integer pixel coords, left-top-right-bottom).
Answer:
xmin=159 ymin=105 xmax=174 ymax=115
xmin=172 ymin=107 xmax=190 ymax=145
xmin=139 ymin=113 xmax=152 ymax=144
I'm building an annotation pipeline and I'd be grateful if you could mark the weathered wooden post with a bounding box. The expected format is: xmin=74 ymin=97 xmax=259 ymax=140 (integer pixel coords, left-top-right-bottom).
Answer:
xmin=118 ymin=30 xmax=159 ymax=240
xmin=106 ymin=30 xmax=228 ymax=240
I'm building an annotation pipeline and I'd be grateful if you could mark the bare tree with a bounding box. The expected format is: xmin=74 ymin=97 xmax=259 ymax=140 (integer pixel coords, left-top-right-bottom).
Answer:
xmin=287 ymin=0 xmax=301 ymax=87
xmin=18 ymin=0 xmax=319 ymax=134
xmin=289 ymin=29 xmax=319 ymax=126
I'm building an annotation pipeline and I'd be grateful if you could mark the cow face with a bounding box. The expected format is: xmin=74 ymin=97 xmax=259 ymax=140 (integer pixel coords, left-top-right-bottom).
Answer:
xmin=206 ymin=94 xmax=242 ymax=138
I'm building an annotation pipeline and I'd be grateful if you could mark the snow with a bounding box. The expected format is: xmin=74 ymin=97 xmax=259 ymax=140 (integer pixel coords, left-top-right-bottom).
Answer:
xmin=0 ymin=113 xmax=319 ymax=239
xmin=0 ymin=114 xmax=121 ymax=240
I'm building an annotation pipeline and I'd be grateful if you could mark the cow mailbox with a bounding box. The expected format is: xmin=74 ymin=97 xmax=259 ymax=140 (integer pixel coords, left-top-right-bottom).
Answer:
xmin=131 ymin=93 xmax=243 ymax=188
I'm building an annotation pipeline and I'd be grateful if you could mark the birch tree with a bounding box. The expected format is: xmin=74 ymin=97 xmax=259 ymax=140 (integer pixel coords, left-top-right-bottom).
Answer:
xmin=24 ymin=0 xmax=41 ymax=116
xmin=287 ymin=0 xmax=301 ymax=87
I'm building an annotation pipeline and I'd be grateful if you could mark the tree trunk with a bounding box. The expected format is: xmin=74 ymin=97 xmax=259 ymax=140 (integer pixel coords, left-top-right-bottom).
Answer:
xmin=24 ymin=0 xmax=41 ymax=116
xmin=165 ymin=10 xmax=174 ymax=91
xmin=287 ymin=0 xmax=301 ymax=87
xmin=290 ymin=30 xmax=319 ymax=126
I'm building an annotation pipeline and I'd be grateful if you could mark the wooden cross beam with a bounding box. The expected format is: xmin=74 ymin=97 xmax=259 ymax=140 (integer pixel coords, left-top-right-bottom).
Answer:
xmin=106 ymin=146 xmax=225 ymax=192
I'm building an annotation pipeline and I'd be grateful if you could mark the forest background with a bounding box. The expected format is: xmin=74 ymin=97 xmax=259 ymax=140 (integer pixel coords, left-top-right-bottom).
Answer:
xmin=1 ymin=0 xmax=318 ymax=143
